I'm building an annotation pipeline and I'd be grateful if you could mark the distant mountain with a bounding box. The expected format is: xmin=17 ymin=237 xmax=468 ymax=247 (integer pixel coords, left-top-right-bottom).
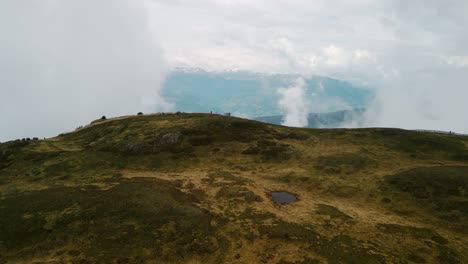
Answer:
xmin=255 ymin=108 xmax=366 ymax=128
xmin=162 ymin=68 xmax=373 ymax=118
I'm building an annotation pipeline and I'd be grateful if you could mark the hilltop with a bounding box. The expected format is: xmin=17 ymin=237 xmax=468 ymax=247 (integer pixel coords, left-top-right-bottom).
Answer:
xmin=1 ymin=113 xmax=467 ymax=263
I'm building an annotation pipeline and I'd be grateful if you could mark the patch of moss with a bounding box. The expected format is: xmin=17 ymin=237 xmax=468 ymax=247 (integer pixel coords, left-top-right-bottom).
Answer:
xmin=242 ymin=139 xmax=293 ymax=161
xmin=194 ymin=117 xmax=275 ymax=143
xmin=437 ymin=245 xmax=462 ymax=264
xmin=278 ymin=258 xmax=320 ymax=264
xmin=316 ymin=235 xmax=386 ymax=264
xmin=0 ymin=178 xmax=227 ymax=262
xmin=316 ymin=204 xmax=354 ymax=222
xmin=315 ymin=153 xmax=375 ymax=174
xmin=276 ymin=174 xmax=311 ymax=184
xmin=242 ymin=146 xmax=261 ymax=155
xmin=407 ymin=253 xmax=426 ymax=263
xmin=383 ymin=166 xmax=468 ymax=218
xmin=238 ymin=207 xmax=277 ymax=223
xmin=377 ymin=224 xmax=448 ymax=245
xmin=385 ymin=166 xmax=468 ymax=199
xmin=273 ymin=131 xmax=310 ymax=141
xmin=0 ymin=140 xmax=31 ymax=170
xmin=256 ymin=215 xmax=384 ymax=264
xmin=202 ymin=171 xmax=249 ymax=186
xmin=216 ymin=186 xmax=263 ymax=203
xmin=373 ymin=129 xmax=466 ymax=159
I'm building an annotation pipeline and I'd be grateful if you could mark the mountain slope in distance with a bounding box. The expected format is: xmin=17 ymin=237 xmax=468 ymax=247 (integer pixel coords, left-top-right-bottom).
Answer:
xmin=162 ymin=69 xmax=372 ymax=118
xmin=1 ymin=113 xmax=467 ymax=263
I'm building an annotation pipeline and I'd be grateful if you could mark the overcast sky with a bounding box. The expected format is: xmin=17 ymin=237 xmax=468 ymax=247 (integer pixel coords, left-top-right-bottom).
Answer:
xmin=149 ymin=0 xmax=468 ymax=74
xmin=1 ymin=0 xmax=468 ymax=141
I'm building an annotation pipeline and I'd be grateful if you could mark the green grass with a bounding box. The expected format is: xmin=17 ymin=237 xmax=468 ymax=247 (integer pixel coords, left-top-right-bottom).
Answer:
xmin=216 ymin=186 xmax=263 ymax=203
xmin=0 ymin=140 xmax=31 ymax=170
xmin=381 ymin=166 xmax=468 ymax=234
xmin=242 ymin=139 xmax=294 ymax=161
xmin=240 ymin=208 xmax=385 ymax=263
xmin=383 ymin=166 xmax=468 ymax=213
xmin=276 ymin=174 xmax=312 ymax=184
xmin=316 ymin=204 xmax=354 ymax=222
xmin=258 ymin=220 xmax=386 ymax=264
xmin=377 ymin=224 xmax=448 ymax=244
xmin=314 ymin=152 xmax=375 ymax=174
xmin=202 ymin=171 xmax=249 ymax=186
xmin=0 ymin=178 xmax=227 ymax=262
xmin=371 ymin=129 xmax=467 ymax=160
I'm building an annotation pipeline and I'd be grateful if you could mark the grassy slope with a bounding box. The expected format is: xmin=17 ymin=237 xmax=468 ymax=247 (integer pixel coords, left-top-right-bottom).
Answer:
xmin=1 ymin=113 xmax=467 ymax=263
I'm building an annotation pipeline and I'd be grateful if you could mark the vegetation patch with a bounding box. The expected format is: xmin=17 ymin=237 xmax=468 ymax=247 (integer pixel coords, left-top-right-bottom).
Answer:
xmin=315 ymin=235 xmax=386 ymax=264
xmin=192 ymin=118 xmax=275 ymax=143
xmin=202 ymin=171 xmax=249 ymax=186
xmin=373 ymin=129 xmax=467 ymax=159
xmin=216 ymin=186 xmax=263 ymax=203
xmin=240 ymin=207 xmax=385 ymax=263
xmin=273 ymin=131 xmax=310 ymax=141
xmin=0 ymin=140 xmax=31 ymax=170
xmin=383 ymin=166 xmax=468 ymax=214
xmin=276 ymin=174 xmax=312 ymax=184
xmin=314 ymin=153 xmax=375 ymax=174
xmin=0 ymin=178 xmax=227 ymax=262
xmin=278 ymin=258 xmax=320 ymax=264
xmin=242 ymin=139 xmax=293 ymax=161
xmin=377 ymin=224 xmax=448 ymax=245
xmin=407 ymin=253 xmax=426 ymax=263
xmin=258 ymin=219 xmax=385 ymax=263
xmin=376 ymin=223 xmax=462 ymax=263
xmin=316 ymin=204 xmax=354 ymax=222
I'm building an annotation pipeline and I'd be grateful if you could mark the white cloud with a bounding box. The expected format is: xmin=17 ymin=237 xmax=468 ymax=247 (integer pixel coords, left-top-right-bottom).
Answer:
xmin=353 ymin=50 xmax=377 ymax=65
xmin=323 ymin=45 xmax=350 ymax=67
xmin=0 ymin=0 xmax=172 ymax=141
xmin=2 ymin=0 xmax=468 ymax=138
xmin=277 ymin=78 xmax=309 ymax=127
xmin=146 ymin=0 xmax=468 ymax=132
xmin=447 ymin=56 xmax=468 ymax=67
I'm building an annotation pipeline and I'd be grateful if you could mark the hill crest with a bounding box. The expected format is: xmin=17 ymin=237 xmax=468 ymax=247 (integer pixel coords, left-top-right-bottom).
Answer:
xmin=1 ymin=113 xmax=467 ymax=263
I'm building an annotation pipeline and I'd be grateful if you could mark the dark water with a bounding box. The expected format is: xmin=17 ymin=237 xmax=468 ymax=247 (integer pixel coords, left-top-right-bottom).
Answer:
xmin=270 ymin=192 xmax=297 ymax=204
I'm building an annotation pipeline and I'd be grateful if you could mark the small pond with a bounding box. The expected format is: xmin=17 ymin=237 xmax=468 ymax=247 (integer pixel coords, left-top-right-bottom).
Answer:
xmin=269 ymin=191 xmax=298 ymax=204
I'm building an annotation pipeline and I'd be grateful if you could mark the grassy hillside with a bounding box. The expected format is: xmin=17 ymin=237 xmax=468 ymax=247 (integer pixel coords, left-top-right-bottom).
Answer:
xmin=1 ymin=113 xmax=467 ymax=263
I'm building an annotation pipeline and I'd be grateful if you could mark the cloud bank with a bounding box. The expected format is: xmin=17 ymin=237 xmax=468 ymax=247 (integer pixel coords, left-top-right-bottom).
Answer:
xmin=277 ymin=78 xmax=309 ymax=127
xmin=147 ymin=0 xmax=468 ymax=133
xmin=2 ymin=0 xmax=468 ymax=139
xmin=0 ymin=0 xmax=172 ymax=141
